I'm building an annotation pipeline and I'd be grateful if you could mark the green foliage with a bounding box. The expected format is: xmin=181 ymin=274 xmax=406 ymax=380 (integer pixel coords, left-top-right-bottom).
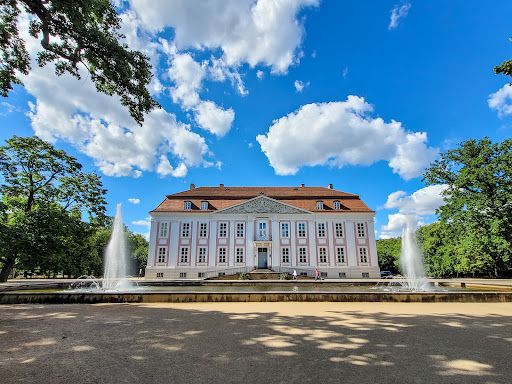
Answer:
xmin=494 ymin=38 xmax=512 ymax=83
xmin=0 ymin=0 xmax=158 ymax=124
xmin=376 ymin=238 xmax=401 ymax=273
xmin=278 ymin=272 xmax=289 ymax=280
xmin=238 ymin=272 xmax=250 ymax=280
xmin=423 ymin=138 xmax=512 ymax=277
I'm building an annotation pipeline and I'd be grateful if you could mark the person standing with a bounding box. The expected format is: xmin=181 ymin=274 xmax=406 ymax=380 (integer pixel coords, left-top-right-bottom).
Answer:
xmin=314 ymin=267 xmax=320 ymax=281
xmin=292 ymin=269 xmax=298 ymax=280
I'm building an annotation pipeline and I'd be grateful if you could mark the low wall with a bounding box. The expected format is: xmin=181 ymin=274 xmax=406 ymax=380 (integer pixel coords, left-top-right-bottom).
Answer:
xmin=1 ymin=291 xmax=512 ymax=304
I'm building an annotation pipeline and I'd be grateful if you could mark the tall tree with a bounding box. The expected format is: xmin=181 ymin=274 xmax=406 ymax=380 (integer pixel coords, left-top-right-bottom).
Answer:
xmin=423 ymin=138 xmax=512 ymax=277
xmin=376 ymin=238 xmax=401 ymax=273
xmin=0 ymin=135 xmax=107 ymax=281
xmin=0 ymin=0 xmax=158 ymax=124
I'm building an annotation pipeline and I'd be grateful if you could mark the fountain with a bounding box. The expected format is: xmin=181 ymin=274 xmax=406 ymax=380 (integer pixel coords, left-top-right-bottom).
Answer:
xmin=399 ymin=216 xmax=430 ymax=291
xmin=102 ymin=203 xmax=132 ymax=290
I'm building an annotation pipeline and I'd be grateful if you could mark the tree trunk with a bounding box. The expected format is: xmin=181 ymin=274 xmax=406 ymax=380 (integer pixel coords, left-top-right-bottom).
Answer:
xmin=0 ymin=256 xmax=15 ymax=282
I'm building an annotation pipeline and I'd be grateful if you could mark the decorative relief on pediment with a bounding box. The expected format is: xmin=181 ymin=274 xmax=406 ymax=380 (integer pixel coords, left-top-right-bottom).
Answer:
xmin=218 ymin=197 xmax=309 ymax=214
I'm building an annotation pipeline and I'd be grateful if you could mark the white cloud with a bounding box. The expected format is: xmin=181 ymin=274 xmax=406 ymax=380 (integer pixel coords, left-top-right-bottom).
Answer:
xmin=129 ymin=0 xmax=319 ymax=73
xmin=294 ymin=80 xmax=309 ymax=92
xmin=194 ymin=101 xmax=235 ymax=137
xmin=389 ymin=2 xmax=411 ymax=30
xmin=256 ymin=95 xmax=438 ymax=179
xmin=342 ymin=67 xmax=349 ymax=79
xmin=128 ymin=198 xmax=141 ymax=205
xmin=256 ymin=70 xmax=265 ymax=80
xmin=380 ymin=184 xmax=448 ymax=238
xmin=156 ymin=155 xmax=188 ymax=178
xmin=19 ymin=14 xmax=209 ymax=179
xmin=488 ymin=84 xmax=512 ymax=117
xmin=132 ymin=219 xmax=151 ymax=227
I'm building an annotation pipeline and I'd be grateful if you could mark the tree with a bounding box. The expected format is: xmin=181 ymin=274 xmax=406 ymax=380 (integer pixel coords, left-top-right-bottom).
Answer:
xmin=494 ymin=38 xmax=512 ymax=82
xmin=423 ymin=138 xmax=512 ymax=277
xmin=376 ymin=238 xmax=401 ymax=273
xmin=1 ymin=0 xmax=158 ymax=124
xmin=0 ymin=135 xmax=107 ymax=281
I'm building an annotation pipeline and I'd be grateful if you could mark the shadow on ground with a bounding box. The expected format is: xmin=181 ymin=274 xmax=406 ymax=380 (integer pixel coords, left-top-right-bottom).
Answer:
xmin=0 ymin=303 xmax=511 ymax=384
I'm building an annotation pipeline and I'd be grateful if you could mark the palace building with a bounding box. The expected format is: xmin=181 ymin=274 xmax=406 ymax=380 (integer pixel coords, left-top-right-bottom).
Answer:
xmin=145 ymin=184 xmax=380 ymax=279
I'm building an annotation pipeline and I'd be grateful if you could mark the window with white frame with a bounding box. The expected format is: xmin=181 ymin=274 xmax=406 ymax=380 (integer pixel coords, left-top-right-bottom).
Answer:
xmin=180 ymin=247 xmax=189 ymax=263
xmin=357 ymin=223 xmax=366 ymax=238
xmin=218 ymin=247 xmax=227 ymax=263
xmin=281 ymin=247 xmax=290 ymax=263
xmin=319 ymin=247 xmax=327 ymax=263
xmin=336 ymin=247 xmax=345 ymax=263
xmin=297 ymin=222 xmax=306 ymax=238
xmin=236 ymin=248 xmax=244 ymax=263
xmin=184 ymin=201 xmax=192 ymax=210
xmin=159 ymin=222 xmax=168 ymax=238
xmin=198 ymin=247 xmax=207 ymax=263
xmin=316 ymin=201 xmax=324 ymax=210
xmin=333 ymin=201 xmax=341 ymax=210
xmin=199 ymin=223 xmax=208 ymax=237
xmin=181 ymin=222 xmax=190 ymax=237
xmin=219 ymin=222 xmax=227 ymax=237
xmin=280 ymin=222 xmax=289 ymax=238
xmin=335 ymin=223 xmax=344 ymax=238
xmin=257 ymin=221 xmax=267 ymax=239
xmin=236 ymin=223 xmax=245 ymax=238
xmin=317 ymin=223 xmax=326 ymax=237
xmin=201 ymin=201 xmax=208 ymax=210
xmin=157 ymin=247 xmax=166 ymax=263
xmin=359 ymin=247 xmax=368 ymax=263
xmin=298 ymin=247 xmax=307 ymax=263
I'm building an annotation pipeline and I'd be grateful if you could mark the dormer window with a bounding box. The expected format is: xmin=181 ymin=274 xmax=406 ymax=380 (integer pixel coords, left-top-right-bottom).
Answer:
xmin=316 ymin=200 xmax=324 ymax=210
xmin=201 ymin=201 xmax=208 ymax=210
xmin=184 ymin=201 xmax=192 ymax=210
xmin=333 ymin=201 xmax=341 ymax=210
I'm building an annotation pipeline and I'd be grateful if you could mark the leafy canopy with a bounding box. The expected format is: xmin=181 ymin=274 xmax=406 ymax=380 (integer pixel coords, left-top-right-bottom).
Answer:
xmin=0 ymin=0 xmax=159 ymax=124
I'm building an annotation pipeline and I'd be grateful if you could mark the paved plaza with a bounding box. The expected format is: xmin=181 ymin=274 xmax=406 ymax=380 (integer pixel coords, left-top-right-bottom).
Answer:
xmin=1 ymin=302 xmax=512 ymax=384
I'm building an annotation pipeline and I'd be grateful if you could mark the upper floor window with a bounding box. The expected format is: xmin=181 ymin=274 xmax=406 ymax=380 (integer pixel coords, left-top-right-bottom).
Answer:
xmin=357 ymin=223 xmax=366 ymax=238
xmin=257 ymin=221 xmax=267 ymax=240
xmin=359 ymin=247 xmax=368 ymax=263
xmin=236 ymin=223 xmax=245 ymax=238
xmin=297 ymin=222 xmax=306 ymax=238
xmin=159 ymin=222 xmax=168 ymax=238
xmin=316 ymin=201 xmax=324 ymax=210
xmin=335 ymin=223 xmax=343 ymax=238
xmin=181 ymin=222 xmax=190 ymax=237
xmin=184 ymin=201 xmax=192 ymax=210
xmin=157 ymin=247 xmax=166 ymax=263
xmin=219 ymin=222 xmax=227 ymax=238
xmin=317 ymin=223 xmax=326 ymax=238
xmin=333 ymin=201 xmax=341 ymax=210
xmin=201 ymin=201 xmax=209 ymax=210
xmin=199 ymin=223 xmax=208 ymax=237
xmin=280 ymin=222 xmax=289 ymax=238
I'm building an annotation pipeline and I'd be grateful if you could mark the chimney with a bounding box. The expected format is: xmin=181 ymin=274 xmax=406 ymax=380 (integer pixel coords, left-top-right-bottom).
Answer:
xmin=219 ymin=183 xmax=224 ymax=188
xmin=190 ymin=183 xmax=196 ymax=189
xmin=328 ymin=183 xmax=333 ymax=190
xmin=300 ymin=183 xmax=305 ymax=188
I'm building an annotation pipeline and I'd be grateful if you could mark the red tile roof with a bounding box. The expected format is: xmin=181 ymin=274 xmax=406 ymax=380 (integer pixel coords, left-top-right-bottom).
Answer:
xmin=152 ymin=186 xmax=374 ymax=213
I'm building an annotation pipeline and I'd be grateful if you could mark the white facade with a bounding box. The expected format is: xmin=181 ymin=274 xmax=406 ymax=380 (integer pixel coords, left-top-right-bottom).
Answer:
xmin=145 ymin=195 xmax=380 ymax=279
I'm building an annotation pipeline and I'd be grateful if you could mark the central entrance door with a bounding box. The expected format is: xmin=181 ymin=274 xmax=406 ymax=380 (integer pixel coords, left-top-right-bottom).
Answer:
xmin=257 ymin=247 xmax=267 ymax=269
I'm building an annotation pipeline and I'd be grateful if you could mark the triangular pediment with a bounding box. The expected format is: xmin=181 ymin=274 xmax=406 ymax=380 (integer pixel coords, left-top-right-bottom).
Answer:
xmin=215 ymin=196 xmax=311 ymax=214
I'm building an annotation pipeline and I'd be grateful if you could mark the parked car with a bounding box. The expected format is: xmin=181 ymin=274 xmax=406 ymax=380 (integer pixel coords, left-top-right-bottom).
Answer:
xmin=380 ymin=271 xmax=393 ymax=278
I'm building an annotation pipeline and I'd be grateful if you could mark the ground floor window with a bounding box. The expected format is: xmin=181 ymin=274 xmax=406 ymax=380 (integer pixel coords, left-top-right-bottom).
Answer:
xmin=359 ymin=247 xmax=368 ymax=263
xmin=179 ymin=272 xmax=187 ymax=278
xmin=157 ymin=247 xmax=166 ymax=263
xmin=180 ymin=247 xmax=189 ymax=263
xmin=362 ymin=272 xmax=370 ymax=278
xmin=318 ymin=247 xmax=327 ymax=263
xmin=218 ymin=247 xmax=227 ymax=263
xmin=198 ymin=247 xmax=207 ymax=263
xmin=336 ymin=247 xmax=346 ymax=263
xmin=156 ymin=272 xmax=164 ymax=278
xmin=236 ymin=248 xmax=244 ymax=263
xmin=281 ymin=247 xmax=290 ymax=263
xmin=339 ymin=272 xmax=346 ymax=278
xmin=298 ymin=247 xmax=307 ymax=263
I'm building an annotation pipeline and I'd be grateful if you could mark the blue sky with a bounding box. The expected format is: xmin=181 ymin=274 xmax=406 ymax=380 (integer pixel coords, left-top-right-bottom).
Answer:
xmin=1 ymin=0 xmax=512 ymax=239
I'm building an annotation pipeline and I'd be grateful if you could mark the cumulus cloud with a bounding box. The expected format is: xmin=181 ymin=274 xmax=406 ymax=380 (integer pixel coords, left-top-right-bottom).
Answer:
xmin=380 ymin=184 xmax=448 ymax=238
xmin=129 ymin=0 xmax=319 ymax=73
xmin=128 ymin=198 xmax=141 ymax=205
xmin=256 ymin=70 xmax=265 ymax=80
xmin=132 ymin=219 xmax=151 ymax=227
xmin=294 ymin=80 xmax=309 ymax=92
xmin=488 ymin=84 xmax=512 ymax=117
xmin=389 ymin=3 xmax=411 ymax=30
xmin=256 ymin=96 xmax=438 ymax=179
